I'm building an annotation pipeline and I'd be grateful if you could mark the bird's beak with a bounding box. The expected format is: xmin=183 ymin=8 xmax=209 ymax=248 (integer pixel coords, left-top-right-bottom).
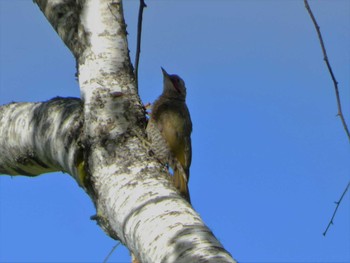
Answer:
xmin=161 ymin=67 xmax=169 ymax=78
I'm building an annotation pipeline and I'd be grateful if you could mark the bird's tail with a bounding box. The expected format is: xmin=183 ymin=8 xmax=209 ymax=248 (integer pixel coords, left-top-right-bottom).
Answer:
xmin=173 ymin=164 xmax=191 ymax=203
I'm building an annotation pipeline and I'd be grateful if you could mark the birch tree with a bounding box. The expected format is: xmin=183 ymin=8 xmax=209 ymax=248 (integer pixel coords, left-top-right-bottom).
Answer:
xmin=0 ymin=1 xmax=235 ymax=262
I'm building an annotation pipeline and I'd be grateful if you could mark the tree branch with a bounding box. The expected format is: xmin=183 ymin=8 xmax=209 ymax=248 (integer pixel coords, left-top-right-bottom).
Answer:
xmin=304 ymin=0 xmax=350 ymax=142
xmin=134 ymin=0 xmax=147 ymax=91
xmin=304 ymin=0 xmax=350 ymax=236
xmin=34 ymin=0 xmax=84 ymax=59
xmin=323 ymin=181 xmax=350 ymax=236
xmin=0 ymin=98 xmax=83 ymax=178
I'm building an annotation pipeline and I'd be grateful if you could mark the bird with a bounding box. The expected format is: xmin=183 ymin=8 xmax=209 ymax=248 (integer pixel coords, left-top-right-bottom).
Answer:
xmin=146 ymin=68 xmax=192 ymax=202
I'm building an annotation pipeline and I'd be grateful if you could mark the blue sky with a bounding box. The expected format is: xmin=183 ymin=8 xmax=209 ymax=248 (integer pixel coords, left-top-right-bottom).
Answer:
xmin=1 ymin=1 xmax=349 ymax=262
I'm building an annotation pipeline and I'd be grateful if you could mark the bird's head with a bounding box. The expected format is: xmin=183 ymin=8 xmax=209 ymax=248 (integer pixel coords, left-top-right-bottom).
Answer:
xmin=161 ymin=67 xmax=187 ymax=100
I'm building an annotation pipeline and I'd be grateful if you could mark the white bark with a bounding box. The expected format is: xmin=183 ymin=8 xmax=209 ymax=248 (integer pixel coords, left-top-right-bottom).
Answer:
xmin=0 ymin=98 xmax=82 ymax=177
xmin=0 ymin=0 xmax=236 ymax=262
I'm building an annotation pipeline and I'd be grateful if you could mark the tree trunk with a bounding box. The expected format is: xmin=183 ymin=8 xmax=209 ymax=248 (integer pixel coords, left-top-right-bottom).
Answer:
xmin=0 ymin=1 xmax=235 ymax=262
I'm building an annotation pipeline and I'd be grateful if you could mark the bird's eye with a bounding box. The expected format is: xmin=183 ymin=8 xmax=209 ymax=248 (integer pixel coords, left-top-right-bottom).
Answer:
xmin=171 ymin=77 xmax=182 ymax=93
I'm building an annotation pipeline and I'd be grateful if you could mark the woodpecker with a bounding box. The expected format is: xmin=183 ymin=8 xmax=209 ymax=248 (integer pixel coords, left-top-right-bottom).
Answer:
xmin=146 ymin=68 xmax=192 ymax=202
